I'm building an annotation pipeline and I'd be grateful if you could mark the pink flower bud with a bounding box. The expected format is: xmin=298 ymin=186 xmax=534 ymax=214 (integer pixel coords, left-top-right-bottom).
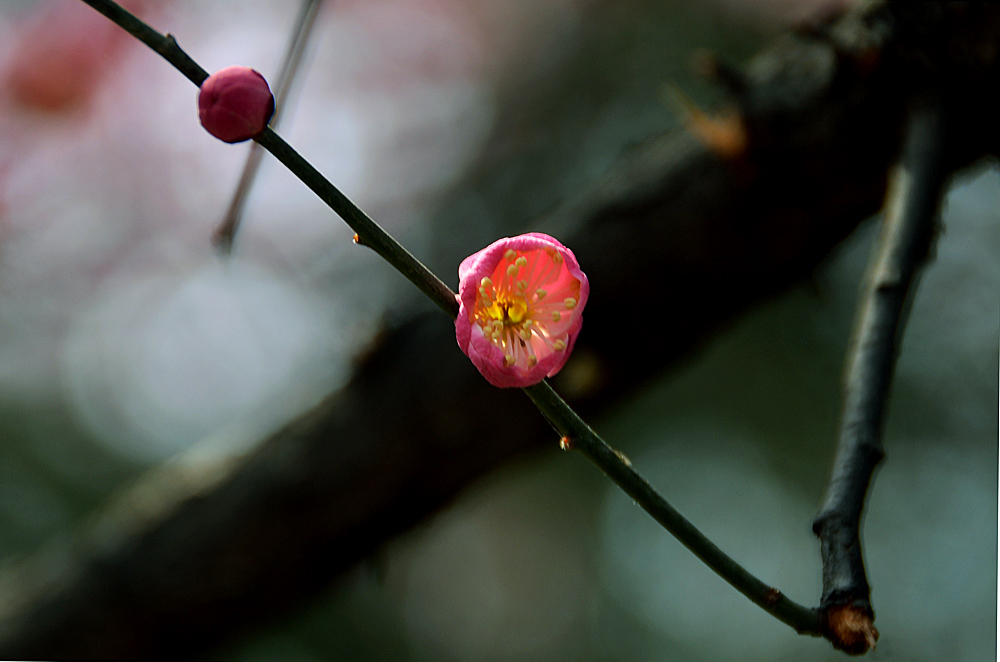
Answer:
xmin=198 ymin=66 xmax=274 ymax=144
xmin=456 ymin=232 xmax=589 ymax=388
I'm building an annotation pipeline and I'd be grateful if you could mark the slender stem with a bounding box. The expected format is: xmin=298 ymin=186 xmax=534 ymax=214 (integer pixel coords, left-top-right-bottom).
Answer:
xmin=81 ymin=0 xmax=825 ymax=640
xmin=212 ymin=132 xmax=267 ymax=252
xmin=524 ymin=381 xmax=821 ymax=635
xmin=812 ymin=99 xmax=948 ymax=651
xmin=80 ymin=0 xmax=208 ymax=85
xmin=214 ymin=0 xmax=324 ymax=252
xmin=254 ymin=130 xmax=460 ymax=317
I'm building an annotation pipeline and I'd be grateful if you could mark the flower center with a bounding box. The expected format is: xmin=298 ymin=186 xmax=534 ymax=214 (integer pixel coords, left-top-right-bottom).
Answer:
xmin=471 ymin=247 xmax=579 ymax=370
xmin=486 ymin=295 xmax=527 ymax=326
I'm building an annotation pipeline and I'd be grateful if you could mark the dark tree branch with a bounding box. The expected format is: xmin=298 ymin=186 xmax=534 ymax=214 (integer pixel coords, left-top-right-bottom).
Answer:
xmin=80 ymin=0 xmax=208 ymax=86
xmin=812 ymin=98 xmax=949 ymax=654
xmin=0 ymin=1 xmax=997 ymax=659
xmin=256 ymin=128 xmax=461 ymax=317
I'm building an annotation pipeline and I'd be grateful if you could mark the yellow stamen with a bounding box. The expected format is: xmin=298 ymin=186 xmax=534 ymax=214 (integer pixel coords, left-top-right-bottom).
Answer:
xmin=551 ymin=311 xmax=561 ymax=323
xmin=506 ymin=264 xmax=518 ymax=277
xmin=564 ymin=297 xmax=577 ymax=309
xmin=480 ymin=277 xmax=492 ymax=288
xmin=535 ymin=289 xmax=547 ymax=299
xmin=506 ymin=298 xmax=527 ymax=323
xmin=515 ymin=256 xmax=528 ymax=268
xmin=553 ymin=339 xmax=567 ymax=351
xmin=528 ymin=356 xmax=537 ymax=368
xmin=504 ymin=249 xmax=516 ymax=261
xmin=505 ymin=354 xmax=516 ymax=367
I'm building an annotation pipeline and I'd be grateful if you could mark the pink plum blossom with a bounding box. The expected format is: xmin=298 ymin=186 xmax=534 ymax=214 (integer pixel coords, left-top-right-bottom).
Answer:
xmin=198 ymin=66 xmax=274 ymax=143
xmin=456 ymin=232 xmax=589 ymax=388
xmin=2 ymin=0 xmax=153 ymax=113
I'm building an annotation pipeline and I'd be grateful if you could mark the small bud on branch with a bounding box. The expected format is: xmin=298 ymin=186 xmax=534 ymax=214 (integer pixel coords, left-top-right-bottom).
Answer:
xmin=198 ymin=66 xmax=275 ymax=143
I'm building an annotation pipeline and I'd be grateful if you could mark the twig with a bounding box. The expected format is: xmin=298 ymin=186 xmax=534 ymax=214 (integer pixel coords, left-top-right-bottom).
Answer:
xmin=76 ymin=0 xmax=823 ymax=637
xmin=80 ymin=0 xmax=208 ymax=86
xmin=525 ymin=381 xmax=822 ymax=634
xmin=253 ymin=129 xmax=460 ymax=318
xmin=812 ymin=99 xmax=949 ymax=654
xmin=213 ymin=0 xmax=324 ymax=253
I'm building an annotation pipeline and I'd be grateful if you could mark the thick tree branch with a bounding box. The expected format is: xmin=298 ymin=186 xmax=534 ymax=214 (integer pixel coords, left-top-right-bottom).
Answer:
xmin=812 ymin=98 xmax=949 ymax=654
xmin=0 ymin=2 xmax=997 ymax=658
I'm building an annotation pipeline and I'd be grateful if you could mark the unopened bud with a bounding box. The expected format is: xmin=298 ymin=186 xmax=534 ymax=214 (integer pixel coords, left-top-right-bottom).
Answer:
xmin=198 ymin=66 xmax=274 ymax=143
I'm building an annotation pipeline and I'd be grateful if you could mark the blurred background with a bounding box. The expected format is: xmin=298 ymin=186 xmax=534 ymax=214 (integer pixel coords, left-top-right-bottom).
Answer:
xmin=0 ymin=0 xmax=995 ymax=660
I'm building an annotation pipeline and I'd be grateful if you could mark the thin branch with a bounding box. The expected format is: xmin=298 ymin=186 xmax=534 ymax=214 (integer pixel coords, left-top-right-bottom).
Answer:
xmin=812 ymin=99 xmax=949 ymax=654
xmin=524 ymin=381 xmax=821 ymax=634
xmin=214 ymin=0 xmax=325 ymax=253
xmin=80 ymin=0 xmax=207 ymax=86
xmin=76 ymin=0 xmax=821 ymax=637
xmin=253 ymin=128 xmax=460 ymax=318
